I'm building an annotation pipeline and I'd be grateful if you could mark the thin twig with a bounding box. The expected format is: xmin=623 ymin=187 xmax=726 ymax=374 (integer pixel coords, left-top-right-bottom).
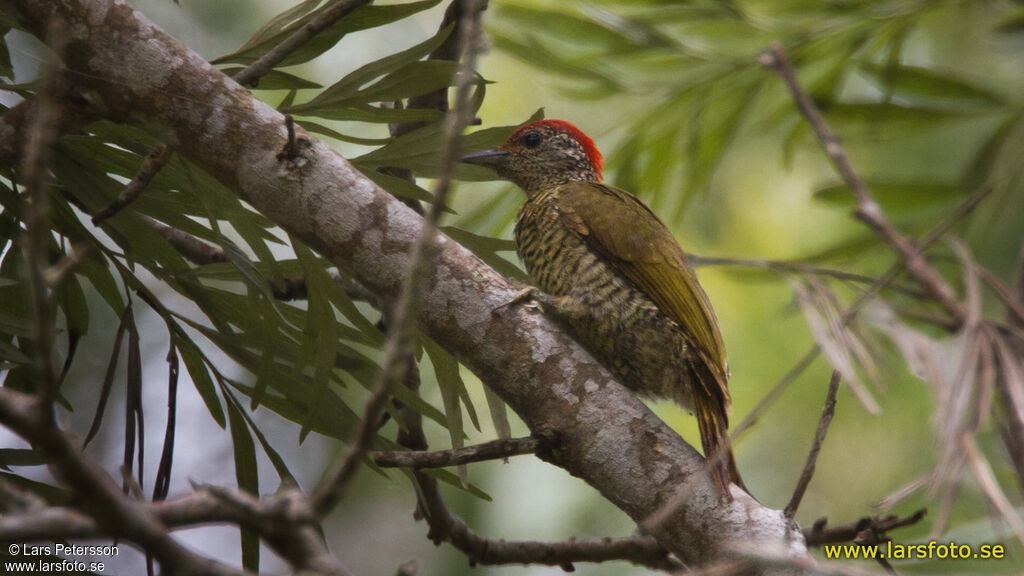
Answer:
xmin=310 ymin=0 xmax=488 ymax=515
xmin=761 ymin=43 xmax=965 ymax=324
xmin=229 ymin=0 xmax=372 ymax=88
xmin=733 ymin=184 xmax=993 ymax=441
xmin=803 ymin=509 xmax=926 ymax=547
xmin=785 ymin=370 xmax=841 ymax=518
xmin=0 ymin=478 xmax=679 ymax=572
xmin=972 ymin=261 xmax=1024 ymax=328
xmin=733 ymin=347 xmax=820 ymax=441
xmin=43 ymin=244 xmax=92 ymax=288
xmin=375 ymin=436 xmax=539 ymax=468
xmin=145 ymin=216 xmax=230 ymax=264
xmin=962 ymin=434 xmax=1024 ymax=546
xmin=414 ymin=467 xmax=681 ymax=571
xmin=21 ymin=19 xmax=66 ymax=412
xmin=691 ymin=255 xmax=924 ymax=298
xmin=92 ymin=143 xmax=173 ymax=224
xmin=0 ymin=389 xmax=247 ymax=575
xmin=996 ymin=239 xmax=1024 ymax=489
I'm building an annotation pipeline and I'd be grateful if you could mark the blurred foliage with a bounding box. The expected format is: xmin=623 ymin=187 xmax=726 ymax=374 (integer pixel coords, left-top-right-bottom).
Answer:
xmin=0 ymin=0 xmax=1023 ymax=574
xmin=481 ymin=0 xmax=1024 ymax=573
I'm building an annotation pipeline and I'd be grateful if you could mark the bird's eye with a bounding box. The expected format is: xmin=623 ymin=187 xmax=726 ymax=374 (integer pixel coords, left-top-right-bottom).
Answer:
xmin=520 ymin=131 xmax=543 ymax=148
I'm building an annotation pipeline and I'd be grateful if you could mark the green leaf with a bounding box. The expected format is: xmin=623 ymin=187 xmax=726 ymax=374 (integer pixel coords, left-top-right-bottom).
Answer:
xmin=964 ymin=112 xmax=1023 ymax=190
xmin=181 ymin=259 xmax=303 ymax=282
xmin=483 ymin=385 xmax=511 ymax=440
xmin=813 ymin=182 xmax=964 ymax=213
xmin=996 ymin=12 xmax=1024 ymax=35
xmin=489 ymin=32 xmax=621 ymax=89
xmin=684 ymin=75 xmax=760 ymax=212
xmin=224 ymin=390 xmax=260 ymax=573
xmin=440 ymin=226 xmax=526 ymax=281
xmin=356 ymin=107 xmax=541 ymax=178
xmin=440 ymin=226 xmax=515 ymax=253
xmin=292 ymin=239 xmax=339 ymax=441
xmin=0 ymin=310 xmax=30 ymax=338
xmin=216 ymin=0 xmax=443 ymax=68
xmin=53 ymin=263 xmax=89 ymax=335
xmin=225 ymin=384 xmax=294 ymax=482
xmin=286 ymin=25 xmax=453 ymax=113
xmin=174 ymin=333 xmax=226 ymax=428
xmin=77 ymin=252 xmax=125 ymax=313
xmin=287 ymin=103 xmax=443 ymax=124
xmin=859 ymin=63 xmax=1005 ymax=108
xmin=0 ymin=337 xmax=31 ymax=364
xmin=0 ymin=448 xmax=47 ymax=470
xmin=423 ymin=467 xmax=491 ymax=501
xmin=227 ymin=377 xmax=358 ymax=441
xmin=231 ymin=0 xmax=324 ymax=56
xmin=279 ymin=88 xmax=298 ymax=110
xmin=252 ymin=294 xmax=278 ymax=410
xmin=355 ymin=60 xmax=460 ymax=105
xmin=424 ymin=337 xmax=468 ymax=485
xmin=823 ymin=102 xmax=979 ymax=136
xmin=0 ymin=28 xmax=13 ymax=78
xmin=499 ymin=4 xmax=668 ymax=50
xmin=298 ymin=120 xmax=391 ymax=145
xmin=219 ymin=68 xmax=322 ymax=90
xmin=0 ymin=472 xmax=67 ymax=505
xmin=359 ymin=168 xmax=441 ymax=208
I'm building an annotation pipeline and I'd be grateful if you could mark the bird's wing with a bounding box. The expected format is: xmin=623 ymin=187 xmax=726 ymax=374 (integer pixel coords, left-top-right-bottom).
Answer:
xmin=555 ymin=181 xmax=728 ymax=381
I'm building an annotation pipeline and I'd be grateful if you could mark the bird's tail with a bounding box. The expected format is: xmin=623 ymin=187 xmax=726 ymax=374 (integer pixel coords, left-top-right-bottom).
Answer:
xmin=691 ymin=362 xmax=747 ymax=502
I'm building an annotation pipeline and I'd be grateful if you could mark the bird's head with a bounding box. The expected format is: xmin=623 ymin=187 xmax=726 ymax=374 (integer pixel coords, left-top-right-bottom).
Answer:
xmin=462 ymin=119 xmax=603 ymax=194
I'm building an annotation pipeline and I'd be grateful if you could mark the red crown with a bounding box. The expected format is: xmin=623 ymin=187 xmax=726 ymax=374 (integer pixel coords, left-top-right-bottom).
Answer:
xmin=509 ymin=119 xmax=603 ymax=179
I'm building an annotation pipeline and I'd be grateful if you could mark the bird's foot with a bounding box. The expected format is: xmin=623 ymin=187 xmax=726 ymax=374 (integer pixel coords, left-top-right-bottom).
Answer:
xmin=492 ymin=285 xmax=549 ymax=316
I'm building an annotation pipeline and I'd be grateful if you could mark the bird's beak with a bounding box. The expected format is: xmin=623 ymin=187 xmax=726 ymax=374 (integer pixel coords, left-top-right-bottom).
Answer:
xmin=461 ymin=148 xmax=510 ymax=169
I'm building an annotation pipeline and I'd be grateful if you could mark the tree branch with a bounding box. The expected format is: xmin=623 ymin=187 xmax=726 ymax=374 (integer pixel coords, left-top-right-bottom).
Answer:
xmin=733 ymin=184 xmax=994 ymax=441
xmin=10 ymin=0 xmax=811 ymax=570
xmin=227 ymin=0 xmax=372 ymax=88
xmin=309 ymin=0 xmax=487 ymax=515
xmin=0 ymin=389 xmax=248 ymax=576
xmin=91 ymin=143 xmax=173 ymax=224
xmin=412 ymin=457 xmax=682 ymax=572
xmin=0 ymin=478 xmax=350 ymax=576
xmin=20 ymin=19 xmax=65 ymax=411
xmin=87 ymin=0 xmax=374 ymax=224
xmin=374 ymin=436 xmax=541 ymax=468
xmin=803 ymin=510 xmax=927 ymax=547
xmin=785 ymin=370 xmax=840 ymax=518
xmin=760 ymin=43 xmax=965 ymax=324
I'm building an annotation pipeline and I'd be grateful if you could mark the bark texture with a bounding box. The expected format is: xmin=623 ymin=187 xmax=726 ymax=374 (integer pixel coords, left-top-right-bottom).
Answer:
xmin=10 ymin=0 xmax=811 ymax=569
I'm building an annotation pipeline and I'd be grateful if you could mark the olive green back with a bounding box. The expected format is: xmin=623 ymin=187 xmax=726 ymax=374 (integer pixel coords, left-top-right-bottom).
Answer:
xmin=553 ymin=181 xmax=729 ymax=381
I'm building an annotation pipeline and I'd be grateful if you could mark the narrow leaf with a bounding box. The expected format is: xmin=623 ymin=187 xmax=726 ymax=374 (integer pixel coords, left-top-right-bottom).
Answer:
xmin=224 ymin=390 xmax=260 ymax=572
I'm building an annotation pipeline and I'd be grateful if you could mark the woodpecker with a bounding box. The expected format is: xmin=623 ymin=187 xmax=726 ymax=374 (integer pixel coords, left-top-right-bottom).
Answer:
xmin=463 ymin=119 xmax=745 ymax=499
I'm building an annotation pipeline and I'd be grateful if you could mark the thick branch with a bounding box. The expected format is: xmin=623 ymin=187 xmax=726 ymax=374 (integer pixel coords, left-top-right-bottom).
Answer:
xmin=11 ymin=0 xmax=810 ymax=569
xmin=0 ymin=75 xmax=93 ymax=169
xmin=310 ymin=0 xmax=486 ymax=515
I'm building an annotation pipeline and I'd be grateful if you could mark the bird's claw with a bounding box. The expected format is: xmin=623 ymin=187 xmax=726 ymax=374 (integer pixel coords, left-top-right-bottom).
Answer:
xmin=492 ymin=286 xmax=544 ymax=316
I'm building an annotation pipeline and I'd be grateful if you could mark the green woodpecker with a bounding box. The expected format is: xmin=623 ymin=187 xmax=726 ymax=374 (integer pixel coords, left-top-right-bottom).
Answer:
xmin=463 ymin=119 xmax=745 ymax=499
